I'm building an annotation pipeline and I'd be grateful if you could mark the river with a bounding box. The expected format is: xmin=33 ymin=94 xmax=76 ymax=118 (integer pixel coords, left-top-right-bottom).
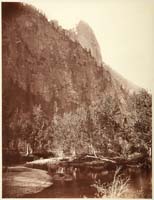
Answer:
xmin=24 ymin=167 xmax=152 ymax=198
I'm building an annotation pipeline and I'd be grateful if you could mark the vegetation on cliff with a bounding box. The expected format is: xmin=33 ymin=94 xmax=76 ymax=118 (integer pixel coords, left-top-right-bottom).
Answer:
xmin=2 ymin=2 xmax=152 ymax=164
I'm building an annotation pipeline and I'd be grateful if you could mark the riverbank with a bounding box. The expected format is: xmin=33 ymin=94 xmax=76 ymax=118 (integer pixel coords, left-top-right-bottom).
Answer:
xmin=3 ymin=154 xmax=151 ymax=198
xmin=2 ymin=165 xmax=53 ymax=198
xmin=25 ymin=153 xmax=151 ymax=173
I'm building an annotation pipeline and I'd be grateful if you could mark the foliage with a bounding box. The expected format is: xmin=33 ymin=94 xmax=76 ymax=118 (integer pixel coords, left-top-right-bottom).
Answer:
xmin=52 ymin=106 xmax=88 ymax=156
xmin=125 ymin=90 xmax=152 ymax=158
xmin=8 ymin=90 xmax=152 ymax=160
xmin=92 ymin=167 xmax=130 ymax=198
xmin=92 ymin=167 xmax=144 ymax=198
xmin=9 ymin=105 xmax=53 ymax=153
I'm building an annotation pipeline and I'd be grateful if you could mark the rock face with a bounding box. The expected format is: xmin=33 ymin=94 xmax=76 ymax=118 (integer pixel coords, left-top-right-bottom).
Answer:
xmin=67 ymin=21 xmax=139 ymax=93
xmin=66 ymin=20 xmax=102 ymax=66
xmin=75 ymin=20 xmax=102 ymax=66
xmin=2 ymin=3 xmax=139 ymax=148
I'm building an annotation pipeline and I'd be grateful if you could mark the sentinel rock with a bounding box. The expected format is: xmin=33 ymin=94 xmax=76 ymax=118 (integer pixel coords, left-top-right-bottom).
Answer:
xmin=68 ymin=20 xmax=139 ymax=94
xmin=75 ymin=20 xmax=102 ymax=66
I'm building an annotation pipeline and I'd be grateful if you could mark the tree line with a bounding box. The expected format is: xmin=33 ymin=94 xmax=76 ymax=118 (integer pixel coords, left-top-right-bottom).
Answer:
xmin=7 ymin=89 xmax=152 ymax=160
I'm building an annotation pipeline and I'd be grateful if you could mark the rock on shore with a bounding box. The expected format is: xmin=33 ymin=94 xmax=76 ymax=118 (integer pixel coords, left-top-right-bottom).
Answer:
xmin=3 ymin=166 xmax=53 ymax=198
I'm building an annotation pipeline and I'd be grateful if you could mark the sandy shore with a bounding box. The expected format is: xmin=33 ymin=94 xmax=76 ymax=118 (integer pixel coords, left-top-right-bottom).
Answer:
xmin=2 ymin=165 xmax=53 ymax=198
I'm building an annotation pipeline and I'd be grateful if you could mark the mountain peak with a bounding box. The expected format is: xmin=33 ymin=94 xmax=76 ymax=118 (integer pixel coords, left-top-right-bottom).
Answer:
xmin=77 ymin=20 xmax=89 ymax=27
xmin=68 ymin=20 xmax=103 ymax=66
xmin=69 ymin=20 xmax=140 ymax=93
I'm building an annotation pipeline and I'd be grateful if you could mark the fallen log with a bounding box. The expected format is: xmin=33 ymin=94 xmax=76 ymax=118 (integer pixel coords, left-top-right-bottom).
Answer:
xmin=84 ymin=155 xmax=116 ymax=163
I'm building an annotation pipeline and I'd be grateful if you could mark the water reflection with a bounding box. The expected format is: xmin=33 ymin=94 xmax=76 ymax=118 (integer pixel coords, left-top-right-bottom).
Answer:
xmin=24 ymin=166 xmax=151 ymax=198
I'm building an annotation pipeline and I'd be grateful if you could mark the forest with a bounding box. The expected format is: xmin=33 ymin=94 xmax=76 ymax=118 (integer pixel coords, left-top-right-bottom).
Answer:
xmin=5 ymin=89 xmax=152 ymax=162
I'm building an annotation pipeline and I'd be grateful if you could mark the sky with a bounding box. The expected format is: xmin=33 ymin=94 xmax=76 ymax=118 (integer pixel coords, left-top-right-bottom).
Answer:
xmin=19 ymin=0 xmax=154 ymax=90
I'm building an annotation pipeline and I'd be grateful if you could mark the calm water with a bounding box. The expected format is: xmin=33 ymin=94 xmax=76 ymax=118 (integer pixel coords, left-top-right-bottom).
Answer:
xmin=24 ymin=167 xmax=152 ymax=198
xmin=25 ymin=180 xmax=96 ymax=198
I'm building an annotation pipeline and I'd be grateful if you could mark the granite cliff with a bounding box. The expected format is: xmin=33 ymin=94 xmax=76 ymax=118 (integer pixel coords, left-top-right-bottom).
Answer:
xmin=2 ymin=3 xmax=151 ymax=157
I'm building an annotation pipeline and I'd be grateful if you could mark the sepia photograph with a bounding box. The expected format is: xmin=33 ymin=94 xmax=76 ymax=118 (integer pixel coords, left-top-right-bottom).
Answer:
xmin=2 ymin=0 xmax=153 ymax=198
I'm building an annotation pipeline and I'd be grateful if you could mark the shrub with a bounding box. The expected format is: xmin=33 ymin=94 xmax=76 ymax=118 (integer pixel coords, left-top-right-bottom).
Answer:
xmin=92 ymin=167 xmax=130 ymax=198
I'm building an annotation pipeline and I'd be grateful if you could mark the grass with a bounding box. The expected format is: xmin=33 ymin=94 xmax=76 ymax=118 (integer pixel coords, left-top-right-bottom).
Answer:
xmin=92 ymin=167 xmax=144 ymax=198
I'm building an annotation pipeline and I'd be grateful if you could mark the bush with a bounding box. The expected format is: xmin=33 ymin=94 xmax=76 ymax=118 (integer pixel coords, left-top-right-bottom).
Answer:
xmin=92 ymin=167 xmax=130 ymax=198
xmin=92 ymin=166 xmax=145 ymax=198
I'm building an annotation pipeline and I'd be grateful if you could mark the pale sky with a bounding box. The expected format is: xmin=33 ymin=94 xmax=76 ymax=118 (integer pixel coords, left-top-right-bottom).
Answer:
xmin=22 ymin=0 xmax=154 ymax=90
